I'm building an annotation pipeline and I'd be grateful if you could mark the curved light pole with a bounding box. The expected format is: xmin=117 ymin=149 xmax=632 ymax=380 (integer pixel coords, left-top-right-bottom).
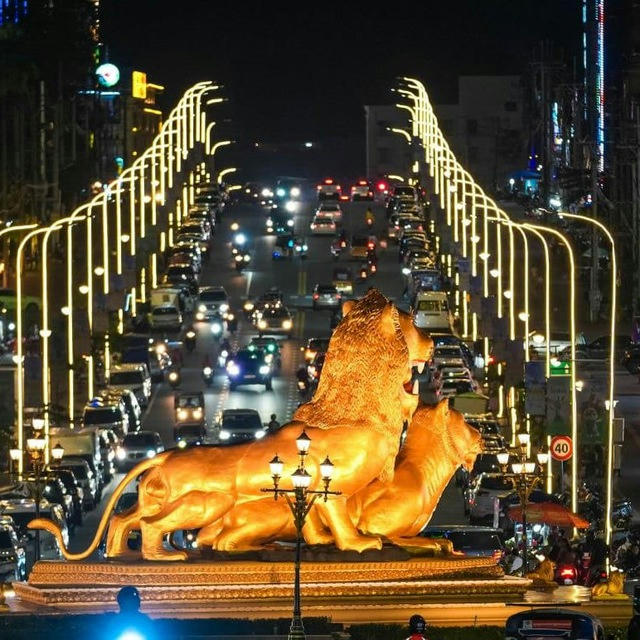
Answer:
xmin=558 ymin=211 xmax=617 ymax=547
xmin=524 ymin=222 xmax=579 ymax=518
xmin=217 ymin=167 xmax=237 ymax=184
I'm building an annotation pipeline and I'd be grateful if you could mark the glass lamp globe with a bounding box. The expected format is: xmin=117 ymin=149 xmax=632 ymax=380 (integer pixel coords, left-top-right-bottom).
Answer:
xmin=537 ymin=451 xmax=549 ymax=465
xmin=511 ymin=462 xmax=524 ymax=475
xmin=517 ymin=432 xmax=530 ymax=447
xmin=51 ymin=443 xmax=65 ymax=461
xmin=496 ymin=451 xmax=510 ymax=466
xmin=27 ymin=437 xmax=46 ymax=452
xmin=295 ymin=431 xmax=311 ymax=454
xmin=269 ymin=455 xmax=284 ymax=477
xmin=320 ymin=456 xmax=334 ymax=480
xmin=9 ymin=448 xmax=21 ymax=462
xmin=291 ymin=468 xmax=312 ymax=489
xmin=524 ymin=462 xmax=537 ymax=474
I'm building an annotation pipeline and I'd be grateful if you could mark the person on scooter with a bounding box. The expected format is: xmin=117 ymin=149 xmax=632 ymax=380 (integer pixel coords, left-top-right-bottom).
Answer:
xmin=267 ymin=414 xmax=280 ymax=432
xmin=364 ymin=207 xmax=375 ymax=227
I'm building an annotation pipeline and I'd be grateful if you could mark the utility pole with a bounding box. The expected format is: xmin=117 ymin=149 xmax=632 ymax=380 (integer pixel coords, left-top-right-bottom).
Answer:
xmin=589 ymin=149 xmax=601 ymax=323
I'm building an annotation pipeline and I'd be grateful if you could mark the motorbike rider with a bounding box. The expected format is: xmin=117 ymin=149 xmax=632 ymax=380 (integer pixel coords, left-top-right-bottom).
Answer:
xmin=405 ymin=614 xmax=429 ymax=640
xmin=267 ymin=414 xmax=280 ymax=432
xmin=364 ymin=207 xmax=375 ymax=226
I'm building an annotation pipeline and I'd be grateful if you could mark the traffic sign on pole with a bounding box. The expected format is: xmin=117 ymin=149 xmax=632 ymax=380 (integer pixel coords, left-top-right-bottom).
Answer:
xmin=550 ymin=435 xmax=573 ymax=461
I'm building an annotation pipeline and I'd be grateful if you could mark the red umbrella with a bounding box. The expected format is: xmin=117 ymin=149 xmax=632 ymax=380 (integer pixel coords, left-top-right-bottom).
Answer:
xmin=508 ymin=502 xmax=590 ymax=529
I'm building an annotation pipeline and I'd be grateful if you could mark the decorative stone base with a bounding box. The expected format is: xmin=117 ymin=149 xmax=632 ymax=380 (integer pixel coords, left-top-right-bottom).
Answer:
xmin=14 ymin=556 xmax=524 ymax=607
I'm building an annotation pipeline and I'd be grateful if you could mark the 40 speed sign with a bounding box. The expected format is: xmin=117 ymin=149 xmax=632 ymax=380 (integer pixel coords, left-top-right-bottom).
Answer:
xmin=550 ymin=435 xmax=573 ymax=462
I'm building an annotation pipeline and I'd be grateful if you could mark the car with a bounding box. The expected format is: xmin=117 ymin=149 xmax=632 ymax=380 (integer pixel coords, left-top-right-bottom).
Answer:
xmin=316 ymin=178 xmax=341 ymax=200
xmin=332 ymin=266 xmax=353 ymax=296
xmin=50 ymin=459 xmax=98 ymax=510
xmin=107 ymin=363 xmax=152 ymax=407
xmin=505 ymin=609 xmax=605 ymax=640
xmin=255 ymin=306 xmax=293 ymax=337
xmin=196 ymin=286 xmax=229 ymax=321
xmin=312 ymin=284 xmax=342 ymax=310
xmin=100 ymin=389 xmax=142 ymax=433
xmin=349 ymin=235 xmax=374 ymax=260
xmin=307 ymin=352 xmax=326 ymax=385
xmin=82 ymin=398 xmax=129 ymax=437
xmin=413 ymin=291 xmax=453 ymax=332
xmin=310 ymin=213 xmax=336 ymax=235
xmin=174 ymin=392 xmax=206 ymax=430
xmin=622 ymin=344 xmax=640 ymax=373
xmin=244 ymin=288 xmax=284 ymax=317
xmin=419 ymin=525 xmax=505 ymax=558
xmin=149 ymin=303 xmax=183 ymax=331
xmin=266 ymin=209 xmax=295 ymax=234
xmin=113 ymin=492 xmax=142 ymax=550
xmin=186 ymin=207 xmax=214 ymax=229
xmin=175 ymin=232 xmax=209 ymax=255
xmin=115 ymin=431 xmax=164 ymax=472
xmin=48 ymin=468 xmax=84 ymax=527
xmin=303 ymin=337 xmax=331 ymax=363
xmin=433 ymin=345 xmax=468 ymax=369
xmin=42 ymin=476 xmax=75 ymax=533
xmin=248 ymin=337 xmax=282 ymax=369
xmin=351 ymin=180 xmax=373 ymax=201
xmin=217 ymin=409 xmax=266 ymax=443
xmin=226 ymin=349 xmax=273 ymax=390
xmin=168 ymin=250 xmax=200 ymax=274
xmin=0 ymin=499 xmax=69 ymax=557
xmin=166 ymin=262 xmax=199 ymax=284
xmin=529 ymin=331 xmax=587 ymax=356
xmin=391 ymin=185 xmax=418 ymax=203
xmin=316 ymin=202 xmax=343 ymax=223
xmin=275 ymin=178 xmax=304 ymax=201
xmin=0 ymin=517 xmax=26 ymax=580
xmin=467 ymin=473 xmax=515 ymax=523
xmin=586 ymin=334 xmax=632 ymax=360
xmin=178 ymin=220 xmax=210 ymax=242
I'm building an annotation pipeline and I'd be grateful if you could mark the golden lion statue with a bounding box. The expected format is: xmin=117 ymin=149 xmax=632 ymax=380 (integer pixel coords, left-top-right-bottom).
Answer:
xmin=30 ymin=290 xmax=433 ymax=561
xmin=591 ymin=570 xmax=626 ymax=599
xmin=202 ymin=399 xmax=482 ymax=553
xmin=525 ymin=558 xmax=556 ymax=587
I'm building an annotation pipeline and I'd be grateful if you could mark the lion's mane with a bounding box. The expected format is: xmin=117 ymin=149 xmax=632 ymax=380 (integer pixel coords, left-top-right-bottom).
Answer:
xmin=294 ymin=290 xmax=409 ymax=481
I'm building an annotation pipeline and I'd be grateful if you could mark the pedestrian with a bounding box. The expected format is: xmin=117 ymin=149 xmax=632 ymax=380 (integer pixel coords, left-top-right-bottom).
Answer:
xmin=267 ymin=414 xmax=280 ymax=432
xmin=103 ymin=586 xmax=154 ymax=640
xmin=405 ymin=614 xmax=429 ymax=640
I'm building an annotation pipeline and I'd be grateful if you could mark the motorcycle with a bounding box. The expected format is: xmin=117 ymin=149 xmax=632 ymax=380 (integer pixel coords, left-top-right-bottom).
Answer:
xmin=357 ymin=262 xmax=368 ymax=281
xmin=202 ymin=366 xmax=214 ymax=387
xmin=184 ymin=330 xmax=196 ymax=352
xmin=225 ymin=312 xmax=238 ymax=334
xmin=218 ymin=349 xmax=229 ymax=368
xmin=296 ymin=366 xmax=309 ymax=398
xmin=168 ymin=368 xmax=181 ymax=389
xmin=554 ymin=562 xmax=578 ymax=585
xmin=330 ymin=241 xmax=342 ymax=260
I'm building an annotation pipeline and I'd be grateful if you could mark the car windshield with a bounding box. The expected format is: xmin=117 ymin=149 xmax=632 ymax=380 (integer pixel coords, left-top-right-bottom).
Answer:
xmin=152 ymin=307 xmax=178 ymax=316
xmin=0 ymin=531 xmax=13 ymax=548
xmin=123 ymin=433 xmax=157 ymax=447
xmin=317 ymin=286 xmax=337 ymax=294
xmin=110 ymin=371 xmax=143 ymax=385
xmin=222 ymin=412 xmax=262 ymax=430
xmin=167 ymin=266 xmax=193 ymax=277
xmin=181 ymin=224 xmax=202 ymax=233
xmin=447 ymin=531 xmax=503 ymax=551
xmin=84 ymin=407 xmax=121 ymax=424
xmin=480 ymin=476 xmax=514 ymax=491
xmin=319 ymin=204 xmax=339 ymax=212
xmin=57 ymin=464 xmax=88 ymax=480
xmin=199 ymin=290 xmax=226 ymax=301
xmin=177 ymin=395 xmax=203 ymax=408
xmin=235 ymin=351 xmax=263 ymax=364
xmin=417 ymin=300 xmax=446 ymax=312
xmin=178 ymin=425 xmax=205 ymax=438
xmin=314 ymin=215 xmax=332 ymax=223
xmin=395 ymin=187 xmax=415 ymax=196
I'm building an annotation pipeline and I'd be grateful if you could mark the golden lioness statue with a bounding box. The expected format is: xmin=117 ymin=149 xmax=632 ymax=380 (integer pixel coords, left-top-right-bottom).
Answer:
xmin=208 ymin=399 xmax=482 ymax=554
xmin=591 ymin=570 xmax=626 ymax=599
xmin=30 ymin=290 xmax=433 ymax=561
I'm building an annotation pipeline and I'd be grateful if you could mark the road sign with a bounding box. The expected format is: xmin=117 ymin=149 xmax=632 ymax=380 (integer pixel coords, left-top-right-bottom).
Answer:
xmin=550 ymin=435 xmax=573 ymax=462
xmin=549 ymin=360 xmax=571 ymax=376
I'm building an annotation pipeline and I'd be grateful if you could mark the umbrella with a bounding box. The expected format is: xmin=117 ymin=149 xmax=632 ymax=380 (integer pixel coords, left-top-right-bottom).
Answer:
xmin=508 ymin=501 xmax=590 ymax=529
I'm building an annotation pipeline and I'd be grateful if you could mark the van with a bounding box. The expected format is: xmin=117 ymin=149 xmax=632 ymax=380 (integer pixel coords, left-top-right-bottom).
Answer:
xmin=412 ymin=291 xmax=453 ymax=332
xmin=49 ymin=426 xmax=104 ymax=488
xmin=107 ymin=363 xmax=152 ymax=407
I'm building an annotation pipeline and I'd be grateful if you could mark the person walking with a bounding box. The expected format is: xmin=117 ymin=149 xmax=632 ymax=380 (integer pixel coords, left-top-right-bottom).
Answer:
xmin=405 ymin=614 xmax=430 ymax=640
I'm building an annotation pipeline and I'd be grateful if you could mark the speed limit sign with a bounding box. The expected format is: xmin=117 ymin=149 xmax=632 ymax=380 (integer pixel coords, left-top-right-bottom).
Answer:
xmin=550 ymin=435 xmax=573 ymax=462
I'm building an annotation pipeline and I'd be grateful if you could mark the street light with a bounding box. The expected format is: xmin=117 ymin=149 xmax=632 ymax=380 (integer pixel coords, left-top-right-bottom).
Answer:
xmin=498 ymin=432 xmax=548 ymax=574
xmin=26 ymin=421 xmax=48 ymax=563
xmin=261 ymin=432 xmax=339 ymax=640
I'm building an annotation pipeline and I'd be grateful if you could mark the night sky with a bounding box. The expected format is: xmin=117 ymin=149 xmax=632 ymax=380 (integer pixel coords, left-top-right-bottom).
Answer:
xmin=102 ymin=2 xmax=583 ymax=142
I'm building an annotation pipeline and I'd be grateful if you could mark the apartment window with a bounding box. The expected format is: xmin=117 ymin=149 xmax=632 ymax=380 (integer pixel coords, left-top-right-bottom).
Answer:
xmin=467 ymin=119 xmax=478 ymax=135
xmin=504 ymin=101 xmax=518 ymax=112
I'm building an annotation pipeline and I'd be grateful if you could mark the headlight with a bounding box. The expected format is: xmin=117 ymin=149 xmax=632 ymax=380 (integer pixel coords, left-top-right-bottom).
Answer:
xmin=282 ymin=319 xmax=292 ymax=329
xmin=203 ymin=366 xmax=212 ymax=376
xmin=231 ymin=221 xmax=239 ymax=230
xmin=177 ymin=409 xmax=188 ymax=421
xmin=235 ymin=254 xmax=243 ymax=262
xmin=261 ymin=188 xmax=270 ymax=197
xmin=196 ymin=312 xmax=205 ymax=320
xmin=226 ymin=362 xmax=240 ymax=376
xmin=169 ymin=371 xmax=179 ymax=381
xmin=259 ymin=365 xmax=270 ymax=375
xmin=211 ymin=323 xmax=222 ymax=335
xmin=290 ymin=187 xmax=300 ymax=198
xmin=244 ymin=301 xmax=254 ymax=311
xmin=302 ymin=244 xmax=308 ymax=251
xmin=243 ymin=254 xmax=250 ymax=262
xmin=146 ymin=449 xmax=156 ymax=458
xmin=255 ymin=429 xmax=266 ymax=439
xmin=220 ymin=303 xmax=229 ymax=313
xmin=287 ymin=219 xmax=294 ymax=227
xmin=186 ymin=330 xmax=196 ymax=338
xmin=266 ymin=218 xmax=273 ymax=226
xmin=155 ymin=343 xmax=167 ymax=354
xmin=198 ymin=304 xmax=207 ymax=312
xmin=219 ymin=430 xmax=231 ymax=440
xmin=264 ymin=353 xmax=273 ymax=364
xmin=193 ymin=408 xmax=203 ymax=419
xmin=234 ymin=233 xmax=246 ymax=245
xmin=178 ymin=439 xmax=187 ymax=448
xmin=276 ymin=188 xmax=285 ymax=197
xmin=258 ymin=319 xmax=267 ymax=329
xmin=285 ymin=201 xmax=296 ymax=212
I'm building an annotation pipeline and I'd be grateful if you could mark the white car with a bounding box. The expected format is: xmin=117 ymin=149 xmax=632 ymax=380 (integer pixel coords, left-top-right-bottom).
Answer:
xmin=316 ymin=202 xmax=342 ymax=223
xmin=432 ymin=345 xmax=468 ymax=369
xmin=149 ymin=304 xmax=183 ymax=331
xmin=310 ymin=214 xmax=336 ymax=235
xmin=351 ymin=180 xmax=373 ymax=201
xmin=468 ymin=473 xmax=515 ymax=524
xmin=316 ymin=178 xmax=341 ymax=200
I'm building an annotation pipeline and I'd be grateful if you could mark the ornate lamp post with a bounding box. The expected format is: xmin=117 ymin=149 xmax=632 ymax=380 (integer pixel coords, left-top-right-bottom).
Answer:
xmin=9 ymin=446 xmax=21 ymax=476
xmin=262 ymin=431 xmax=340 ymax=640
xmin=497 ymin=431 xmax=548 ymax=575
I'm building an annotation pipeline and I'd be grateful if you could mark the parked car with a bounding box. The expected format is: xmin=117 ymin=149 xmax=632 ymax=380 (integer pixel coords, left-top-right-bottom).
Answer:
xmin=107 ymin=363 xmax=152 ymax=408
xmin=50 ymin=459 xmax=98 ymax=510
xmin=420 ymin=525 xmax=505 ymax=558
xmin=0 ymin=517 xmax=26 ymax=580
xmin=48 ymin=468 xmax=84 ymax=527
xmin=467 ymin=473 xmax=515 ymax=524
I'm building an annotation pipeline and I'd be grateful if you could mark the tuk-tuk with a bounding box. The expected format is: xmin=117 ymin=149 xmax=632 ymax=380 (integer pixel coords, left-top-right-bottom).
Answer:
xmin=332 ymin=267 xmax=353 ymax=296
xmin=505 ymin=608 xmax=604 ymax=640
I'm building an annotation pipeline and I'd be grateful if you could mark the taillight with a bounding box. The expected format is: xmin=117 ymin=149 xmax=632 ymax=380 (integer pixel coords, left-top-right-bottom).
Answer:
xmin=336 ymin=185 xmax=341 ymax=190
xmin=377 ymin=182 xmax=387 ymax=191
xmin=313 ymin=293 xmax=319 ymax=300
xmin=358 ymin=180 xmax=367 ymax=186
xmin=371 ymin=264 xmax=377 ymax=273
xmin=367 ymin=242 xmax=374 ymax=250
xmin=324 ymin=178 xmax=333 ymax=184
xmin=340 ymin=241 xmax=346 ymax=248
xmin=560 ymin=567 xmax=576 ymax=578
